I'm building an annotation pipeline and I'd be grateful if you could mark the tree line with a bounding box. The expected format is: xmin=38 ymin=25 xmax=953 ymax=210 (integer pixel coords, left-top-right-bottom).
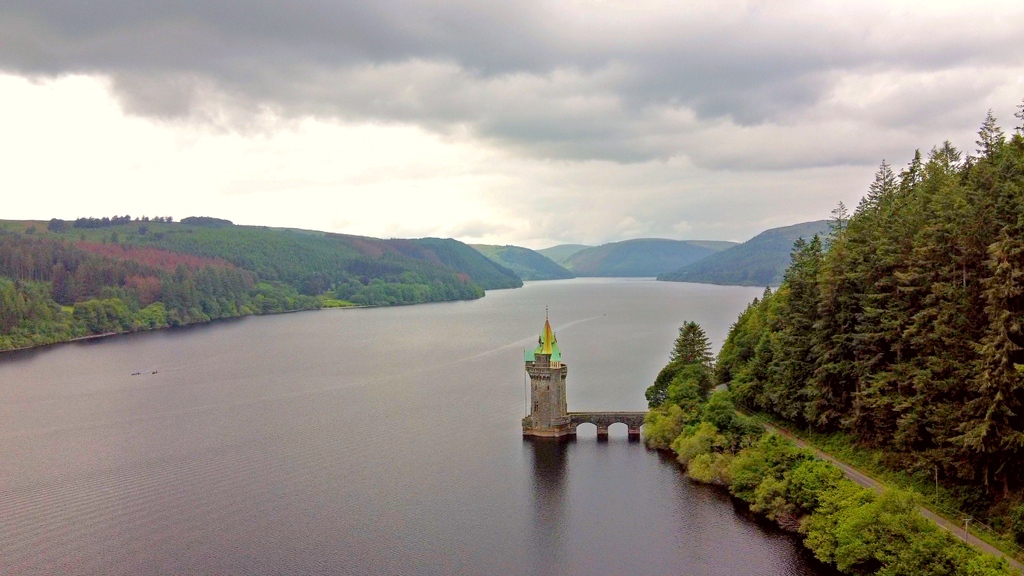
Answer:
xmin=0 ymin=232 xmax=318 ymax=351
xmin=0 ymin=218 xmax=500 ymax=350
xmin=716 ymin=106 xmax=1024 ymax=543
xmin=644 ymin=322 xmax=1016 ymax=575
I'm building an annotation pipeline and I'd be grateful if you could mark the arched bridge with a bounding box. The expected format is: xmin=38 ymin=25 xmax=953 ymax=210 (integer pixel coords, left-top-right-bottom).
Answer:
xmin=522 ymin=314 xmax=648 ymax=439
xmin=569 ymin=412 xmax=646 ymax=439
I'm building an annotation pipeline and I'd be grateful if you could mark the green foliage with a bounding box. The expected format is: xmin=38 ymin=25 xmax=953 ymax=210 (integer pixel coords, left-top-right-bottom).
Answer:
xmin=646 ymin=362 xmax=680 ymax=407
xmin=1011 ymin=503 xmax=1024 ymax=545
xmin=803 ymin=481 xmax=877 ymax=564
xmin=658 ymin=220 xmax=830 ymax=286
xmin=666 ymin=365 xmax=711 ymax=407
xmin=672 ymin=421 xmax=725 ymax=467
xmin=687 ymin=452 xmax=733 ymax=485
xmin=179 ymin=216 xmax=234 ymax=227
xmin=670 ymin=321 xmax=714 ymax=367
xmin=727 ymin=433 xmax=814 ymax=503
xmin=787 ymin=459 xmax=846 ymax=513
xmin=642 ymin=404 xmax=690 ymax=450
xmin=642 ymin=314 xmax=1015 ymax=574
xmin=830 ymin=490 xmax=960 ymax=576
xmin=137 ymin=302 xmax=167 ymax=329
xmin=646 ymin=321 xmax=715 ymax=408
xmin=412 ymin=237 xmax=521 ymax=289
xmin=0 ymin=220 xmax=518 ymax=351
xmin=72 ymin=298 xmax=134 ymax=333
xmin=715 ymin=106 xmax=1024 ymax=542
xmin=0 ymin=276 xmax=76 ymax=350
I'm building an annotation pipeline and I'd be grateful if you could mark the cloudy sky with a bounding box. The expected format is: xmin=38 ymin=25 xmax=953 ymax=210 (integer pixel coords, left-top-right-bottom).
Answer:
xmin=2 ymin=1 xmax=1022 ymax=248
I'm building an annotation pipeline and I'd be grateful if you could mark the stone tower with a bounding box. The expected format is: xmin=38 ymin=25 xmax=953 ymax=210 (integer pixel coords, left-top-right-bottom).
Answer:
xmin=522 ymin=313 xmax=572 ymax=437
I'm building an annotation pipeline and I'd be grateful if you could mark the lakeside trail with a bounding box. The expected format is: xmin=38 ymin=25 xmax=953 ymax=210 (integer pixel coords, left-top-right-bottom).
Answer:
xmin=757 ymin=419 xmax=1024 ymax=574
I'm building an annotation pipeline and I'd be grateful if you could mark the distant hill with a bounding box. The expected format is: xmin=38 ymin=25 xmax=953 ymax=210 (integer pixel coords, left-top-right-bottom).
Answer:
xmin=0 ymin=217 xmax=530 ymax=352
xmin=657 ymin=220 xmax=831 ymax=286
xmin=685 ymin=240 xmax=740 ymax=252
xmin=472 ymin=245 xmax=574 ymax=281
xmin=537 ymin=244 xmax=592 ymax=265
xmin=411 ymin=238 xmax=522 ymax=289
xmin=138 ymin=226 xmax=522 ymax=291
xmin=562 ymin=238 xmax=737 ymax=277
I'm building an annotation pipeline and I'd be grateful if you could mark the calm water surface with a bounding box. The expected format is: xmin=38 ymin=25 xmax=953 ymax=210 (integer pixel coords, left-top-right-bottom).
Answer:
xmin=0 ymin=278 xmax=838 ymax=575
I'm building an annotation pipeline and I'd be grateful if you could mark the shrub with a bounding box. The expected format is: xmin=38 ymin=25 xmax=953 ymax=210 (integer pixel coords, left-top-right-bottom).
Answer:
xmin=788 ymin=459 xmax=846 ymax=514
xmin=688 ymin=452 xmax=733 ymax=485
xmin=643 ymin=404 xmax=689 ymax=450
xmin=803 ymin=481 xmax=876 ymax=565
xmin=1011 ymin=502 xmax=1024 ymax=545
xmin=672 ymin=421 xmax=724 ymax=467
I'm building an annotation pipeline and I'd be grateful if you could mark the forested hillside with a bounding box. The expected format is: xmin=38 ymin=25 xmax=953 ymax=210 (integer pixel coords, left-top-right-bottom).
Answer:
xmin=716 ymin=109 xmax=1024 ymax=545
xmin=642 ymin=323 xmax=1017 ymax=575
xmin=536 ymin=244 xmax=591 ymax=264
xmin=0 ymin=219 xmax=517 ymax=351
xmin=658 ymin=220 xmax=829 ymax=286
xmin=561 ymin=238 xmax=736 ymax=277
xmin=472 ymin=244 xmax=574 ymax=280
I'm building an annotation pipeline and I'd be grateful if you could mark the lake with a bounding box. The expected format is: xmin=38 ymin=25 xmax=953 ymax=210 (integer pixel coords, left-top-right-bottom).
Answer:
xmin=0 ymin=278 xmax=837 ymax=575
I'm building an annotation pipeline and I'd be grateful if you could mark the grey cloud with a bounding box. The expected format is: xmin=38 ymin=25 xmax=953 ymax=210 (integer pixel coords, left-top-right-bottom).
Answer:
xmin=1 ymin=1 xmax=1022 ymax=168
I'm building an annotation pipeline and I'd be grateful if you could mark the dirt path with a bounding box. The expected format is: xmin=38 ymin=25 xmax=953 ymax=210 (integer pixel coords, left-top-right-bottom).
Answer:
xmin=760 ymin=420 xmax=1023 ymax=574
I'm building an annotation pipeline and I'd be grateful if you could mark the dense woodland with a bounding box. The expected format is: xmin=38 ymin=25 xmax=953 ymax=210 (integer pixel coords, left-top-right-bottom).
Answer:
xmin=644 ymin=322 xmax=1016 ymax=574
xmin=0 ymin=220 xmax=517 ymax=351
xmin=716 ymin=108 xmax=1024 ymax=544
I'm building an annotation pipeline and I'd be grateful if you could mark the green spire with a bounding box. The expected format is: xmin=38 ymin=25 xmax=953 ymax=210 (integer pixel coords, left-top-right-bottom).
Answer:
xmin=533 ymin=311 xmax=561 ymax=361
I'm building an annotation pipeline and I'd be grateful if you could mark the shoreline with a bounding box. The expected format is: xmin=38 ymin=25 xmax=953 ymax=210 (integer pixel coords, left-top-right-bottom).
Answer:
xmin=0 ymin=305 xmax=357 ymax=357
xmin=0 ymin=294 xmax=492 ymax=357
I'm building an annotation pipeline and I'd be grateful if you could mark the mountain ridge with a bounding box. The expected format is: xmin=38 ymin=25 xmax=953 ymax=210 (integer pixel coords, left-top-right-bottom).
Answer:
xmin=560 ymin=238 xmax=737 ymax=277
xmin=471 ymin=244 xmax=574 ymax=281
xmin=657 ymin=220 xmax=830 ymax=286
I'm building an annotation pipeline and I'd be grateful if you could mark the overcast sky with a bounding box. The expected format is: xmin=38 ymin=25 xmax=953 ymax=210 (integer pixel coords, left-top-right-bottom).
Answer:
xmin=2 ymin=1 xmax=1022 ymax=248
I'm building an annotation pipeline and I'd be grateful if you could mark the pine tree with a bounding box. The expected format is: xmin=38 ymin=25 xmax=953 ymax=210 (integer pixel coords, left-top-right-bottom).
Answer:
xmin=648 ymin=321 xmax=715 ymax=408
xmin=899 ymin=150 xmax=924 ymax=194
xmin=808 ymin=224 xmax=859 ymax=429
xmin=962 ymin=228 xmax=1024 ymax=493
xmin=669 ymin=321 xmax=714 ymax=370
xmin=1015 ymin=98 xmax=1024 ymax=135
xmin=859 ymin=160 xmax=897 ymax=214
xmin=765 ymin=236 xmax=822 ymax=423
xmin=976 ymin=110 xmax=1006 ymax=158
xmin=828 ymin=201 xmax=849 ymax=240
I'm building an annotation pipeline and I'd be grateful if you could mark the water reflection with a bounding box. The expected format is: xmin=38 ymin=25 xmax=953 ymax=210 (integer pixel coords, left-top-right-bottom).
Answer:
xmin=526 ymin=437 xmax=573 ymax=575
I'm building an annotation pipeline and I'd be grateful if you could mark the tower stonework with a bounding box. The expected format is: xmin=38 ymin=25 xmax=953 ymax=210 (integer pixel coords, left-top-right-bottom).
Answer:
xmin=522 ymin=315 xmax=572 ymax=437
xmin=521 ymin=313 xmax=647 ymax=439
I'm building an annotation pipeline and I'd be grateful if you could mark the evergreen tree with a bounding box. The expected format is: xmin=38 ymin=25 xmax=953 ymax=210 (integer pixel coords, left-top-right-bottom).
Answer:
xmin=669 ymin=321 xmax=714 ymax=370
xmin=648 ymin=321 xmax=714 ymax=408
xmin=713 ymin=102 xmax=1024 ymax=535
xmin=976 ymin=110 xmax=1006 ymax=158
xmin=764 ymin=236 xmax=821 ymax=422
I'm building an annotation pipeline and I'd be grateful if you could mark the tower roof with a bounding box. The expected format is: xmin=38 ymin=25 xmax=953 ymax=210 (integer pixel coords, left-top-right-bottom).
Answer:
xmin=533 ymin=312 xmax=561 ymax=361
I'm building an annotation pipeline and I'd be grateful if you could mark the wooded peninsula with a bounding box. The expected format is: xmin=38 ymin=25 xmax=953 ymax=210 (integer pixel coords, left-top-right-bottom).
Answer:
xmin=645 ymin=106 xmax=1024 ymax=574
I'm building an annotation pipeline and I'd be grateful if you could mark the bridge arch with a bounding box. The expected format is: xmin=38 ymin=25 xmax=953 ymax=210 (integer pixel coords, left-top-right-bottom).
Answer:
xmin=568 ymin=411 xmax=645 ymax=441
xmin=573 ymin=422 xmax=599 ymax=437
